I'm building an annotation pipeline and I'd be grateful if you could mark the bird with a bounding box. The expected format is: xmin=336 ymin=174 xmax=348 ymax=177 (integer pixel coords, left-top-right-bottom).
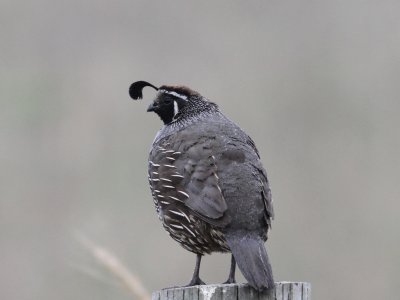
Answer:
xmin=129 ymin=81 xmax=274 ymax=291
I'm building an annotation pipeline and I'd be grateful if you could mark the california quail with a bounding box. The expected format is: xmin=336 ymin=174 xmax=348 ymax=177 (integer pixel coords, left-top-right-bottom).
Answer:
xmin=129 ymin=81 xmax=274 ymax=291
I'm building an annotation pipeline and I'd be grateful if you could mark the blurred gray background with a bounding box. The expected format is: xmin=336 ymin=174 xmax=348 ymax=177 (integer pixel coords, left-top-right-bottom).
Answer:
xmin=1 ymin=0 xmax=399 ymax=299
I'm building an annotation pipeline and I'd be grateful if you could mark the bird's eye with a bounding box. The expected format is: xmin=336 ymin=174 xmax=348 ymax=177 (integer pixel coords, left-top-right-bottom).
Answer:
xmin=164 ymin=99 xmax=173 ymax=105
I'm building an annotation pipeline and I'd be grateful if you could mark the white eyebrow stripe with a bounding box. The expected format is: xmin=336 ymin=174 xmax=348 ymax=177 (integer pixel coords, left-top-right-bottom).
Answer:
xmin=173 ymin=100 xmax=179 ymax=117
xmin=159 ymin=89 xmax=188 ymax=100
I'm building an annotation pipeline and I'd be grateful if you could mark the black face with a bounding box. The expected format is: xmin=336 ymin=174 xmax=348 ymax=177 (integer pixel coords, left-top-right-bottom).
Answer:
xmin=147 ymin=93 xmax=187 ymax=125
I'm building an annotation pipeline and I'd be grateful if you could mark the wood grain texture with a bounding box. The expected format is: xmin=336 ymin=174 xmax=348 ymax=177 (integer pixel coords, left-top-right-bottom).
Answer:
xmin=153 ymin=282 xmax=311 ymax=300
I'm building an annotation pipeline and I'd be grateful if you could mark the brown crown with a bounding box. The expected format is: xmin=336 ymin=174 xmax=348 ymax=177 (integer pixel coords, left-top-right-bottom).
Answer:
xmin=159 ymin=85 xmax=201 ymax=98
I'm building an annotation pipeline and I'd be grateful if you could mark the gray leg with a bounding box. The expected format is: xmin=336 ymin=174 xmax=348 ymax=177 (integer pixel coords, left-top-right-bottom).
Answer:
xmin=223 ymin=254 xmax=236 ymax=284
xmin=186 ymin=254 xmax=206 ymax=286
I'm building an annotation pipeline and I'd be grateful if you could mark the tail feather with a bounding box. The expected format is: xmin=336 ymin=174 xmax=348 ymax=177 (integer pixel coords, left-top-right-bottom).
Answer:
xmin=225 ymin=234 xmax=274 ymax=291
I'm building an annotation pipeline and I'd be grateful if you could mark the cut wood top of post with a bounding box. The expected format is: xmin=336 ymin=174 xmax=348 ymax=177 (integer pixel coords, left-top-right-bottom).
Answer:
xmin=152 ymin=282 xmax=311 ymax=300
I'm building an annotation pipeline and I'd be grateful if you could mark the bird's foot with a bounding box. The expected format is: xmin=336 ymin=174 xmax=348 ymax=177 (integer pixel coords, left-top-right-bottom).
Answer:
xmin=185 ymin=254 xmax=206 ymax=286
xmin=186 ymin=277 xmax=206 ymax=287
xmin=223 ymin=254 xmax=236 ymax=284
xmin=223 ymin=277 xmax=236 ymax=284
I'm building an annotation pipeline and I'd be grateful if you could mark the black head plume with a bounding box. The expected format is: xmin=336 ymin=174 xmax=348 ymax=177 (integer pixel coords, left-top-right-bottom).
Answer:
xmin=129 ymin=81 xmax=159 ymax=100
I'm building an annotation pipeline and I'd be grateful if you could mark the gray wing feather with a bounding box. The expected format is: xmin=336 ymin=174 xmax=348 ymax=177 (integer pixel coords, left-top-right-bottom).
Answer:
xmin=149 ymin=141 xmax=229 ymax=227
xmin=184 ymin=155 xmax=227 ymax=219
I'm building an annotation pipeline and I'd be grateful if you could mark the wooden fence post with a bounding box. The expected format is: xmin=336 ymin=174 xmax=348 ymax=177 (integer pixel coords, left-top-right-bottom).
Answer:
xmin=152 ymin=282 xmax=311 ymax=300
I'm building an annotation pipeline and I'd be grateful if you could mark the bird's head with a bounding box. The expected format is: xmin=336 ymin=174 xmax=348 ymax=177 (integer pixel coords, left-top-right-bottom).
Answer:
xmin=129 ymin=81 xmax=217 ymax=125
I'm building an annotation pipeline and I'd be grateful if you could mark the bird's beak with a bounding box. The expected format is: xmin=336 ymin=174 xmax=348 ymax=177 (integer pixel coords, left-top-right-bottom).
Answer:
xmin=147 ymin=103 xmax=155 ymax=112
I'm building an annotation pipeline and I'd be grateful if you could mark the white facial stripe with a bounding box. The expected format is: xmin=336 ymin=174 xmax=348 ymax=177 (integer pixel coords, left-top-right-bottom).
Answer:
xmin=159 ymin=89 xmax=188 ymax=100
xmin=173 ymin=100 xmax=179 ymax=117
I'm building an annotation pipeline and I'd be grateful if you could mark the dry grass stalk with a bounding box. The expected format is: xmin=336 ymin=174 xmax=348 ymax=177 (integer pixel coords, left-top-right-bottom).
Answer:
xmin=77 ymin=233 xmax=150 ymax=300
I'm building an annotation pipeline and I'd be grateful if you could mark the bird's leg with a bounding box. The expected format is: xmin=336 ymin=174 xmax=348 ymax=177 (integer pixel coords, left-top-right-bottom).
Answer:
xmin=186 ymin=254 xmax=206 ymax=286
xmin=223 ymin=254 xmax=236 ymax=284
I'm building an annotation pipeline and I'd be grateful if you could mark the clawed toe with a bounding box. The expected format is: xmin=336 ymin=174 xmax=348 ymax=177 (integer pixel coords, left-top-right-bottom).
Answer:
xmin=185 ymin=278 xmax=206 ymax=287
xmin=223 ymin=278 xmax=236 ymax=284
xmin=186 ymin=278 xmax=206 ymax=286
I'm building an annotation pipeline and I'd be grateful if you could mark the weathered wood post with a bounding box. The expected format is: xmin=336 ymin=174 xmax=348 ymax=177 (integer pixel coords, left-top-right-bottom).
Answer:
xmin=152 ymin=282 xmax=311 ymax=300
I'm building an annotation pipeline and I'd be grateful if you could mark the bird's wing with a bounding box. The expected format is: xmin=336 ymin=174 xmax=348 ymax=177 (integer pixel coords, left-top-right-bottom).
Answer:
xmin=245 ymin=135 xmax=274 ymax=226
xmin=182 ymin=153 xmax=227 ymax=220
xmin=257 ymin=164 xmax=274 ymax=226
xmin=149 ymin=138 xmax=229 ymax=227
